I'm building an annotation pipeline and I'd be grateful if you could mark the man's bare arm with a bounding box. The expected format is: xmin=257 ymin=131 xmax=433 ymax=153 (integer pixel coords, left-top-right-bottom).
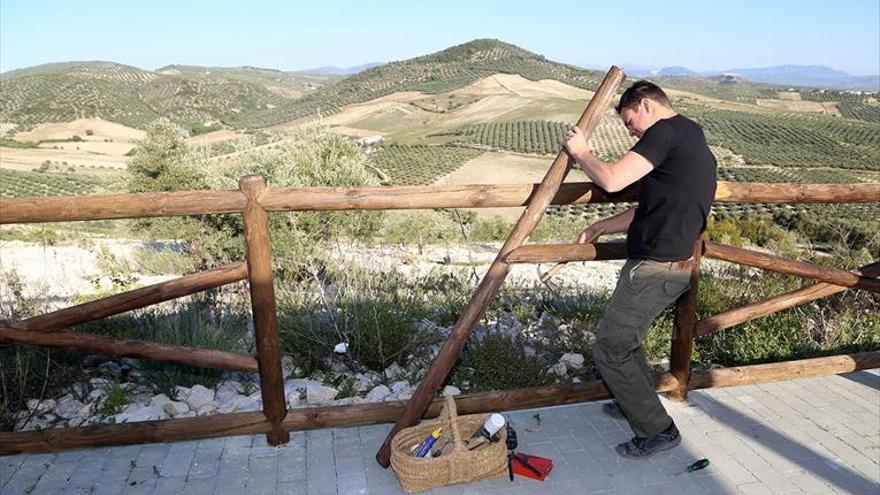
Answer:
xmin=563 ymin=126 xmax=653 ymax=192
xmin=577 ymin=207 xmax=636 ymax=244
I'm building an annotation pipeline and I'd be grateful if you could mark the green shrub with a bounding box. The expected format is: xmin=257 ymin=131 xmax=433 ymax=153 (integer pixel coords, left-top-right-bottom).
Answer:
xmin=0 ymin=271 xmax=83 ymax=431
xmin=79 ymin=297 xmax=250 ymax=398
xmin=100 ymin=380 xmax=133 ymax=416
xmin=276 ymin=259 xmax=442 ymax=374
xmin=449 ymin=333 xmax=549 ymax=392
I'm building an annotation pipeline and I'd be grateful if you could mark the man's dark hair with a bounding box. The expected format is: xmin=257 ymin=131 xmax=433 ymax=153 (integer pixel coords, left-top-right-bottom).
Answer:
xmin=615 ymin=80 xmax=671 ymax=114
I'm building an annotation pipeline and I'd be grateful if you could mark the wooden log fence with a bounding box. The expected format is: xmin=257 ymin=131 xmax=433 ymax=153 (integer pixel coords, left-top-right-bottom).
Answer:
xmin=0 ymin=66 xmax=877 ymax=457
xmin=2 ymin=182 xmax=878 ymax=224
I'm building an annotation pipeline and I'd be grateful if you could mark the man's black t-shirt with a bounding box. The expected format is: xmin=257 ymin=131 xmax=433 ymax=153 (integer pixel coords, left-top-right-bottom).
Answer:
xmin=627 ymin=114 xmax=717 ymax=261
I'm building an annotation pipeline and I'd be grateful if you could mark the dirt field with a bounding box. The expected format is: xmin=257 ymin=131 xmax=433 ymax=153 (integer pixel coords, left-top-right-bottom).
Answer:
xmin=756 ymin=98 xmax=837 ymax=114
xmin=434 ymin=150 xmax=591 ymax=220
xmin=2 ymin=118 xmax=144 ymax=172
xmin=14 ymin=118 xmax=144 ymax=142
xmin=284 ymin=75 xmax=599 ymax=144
xmin=184 ymin=129 xmax=240 ymax=146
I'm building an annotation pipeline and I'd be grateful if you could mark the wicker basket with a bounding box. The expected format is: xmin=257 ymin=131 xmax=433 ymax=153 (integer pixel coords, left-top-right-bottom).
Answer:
xmin=390 ymin=395 xmax=508 ymax=493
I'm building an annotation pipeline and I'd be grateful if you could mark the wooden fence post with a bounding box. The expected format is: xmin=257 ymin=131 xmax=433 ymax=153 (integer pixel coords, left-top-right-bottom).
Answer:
xmin=669 ymin=237 xmax=704 ymax=401
xmin=241 ymin=175 xmax=289 ymax=445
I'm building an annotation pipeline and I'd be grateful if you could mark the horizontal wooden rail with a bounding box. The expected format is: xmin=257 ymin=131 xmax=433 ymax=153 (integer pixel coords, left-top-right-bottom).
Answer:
xmin=714 ymin=182 xmax=879 ymax=203
xmin=703 ymin=241 xmax=880 ymax=292
xmin=4 ymin=350 xmax=877 ymax=455
xmin=687 ymin=351 xmax=880 ymax=389
xmin=2 ymin=182 xmax=877 ymax=224
xmin=0 ymin=372 xmax=677 ymax=455
xmin=13 ymin=262 xmax=248 ymax=333
xmin=0 ymin=326 xmax=259 ymax=373
xmin=258 ymin=182 xmax=639 ymax=211
xmin=0 ymin=190 xmax=246 ymax=224
xmin=504 ymin=242 xmax=627 ymax=263
xmin=696 ymin=261 xmax=880 ymax=336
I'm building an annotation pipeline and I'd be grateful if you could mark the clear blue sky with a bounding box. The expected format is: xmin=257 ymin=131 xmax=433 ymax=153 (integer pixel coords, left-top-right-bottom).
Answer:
xmin=2 ymin=0 xmax=878 ymax=75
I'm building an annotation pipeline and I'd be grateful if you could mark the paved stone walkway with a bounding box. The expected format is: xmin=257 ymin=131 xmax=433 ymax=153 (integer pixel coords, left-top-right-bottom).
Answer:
xmin=2 ymin=370 xmax=878 ymax=495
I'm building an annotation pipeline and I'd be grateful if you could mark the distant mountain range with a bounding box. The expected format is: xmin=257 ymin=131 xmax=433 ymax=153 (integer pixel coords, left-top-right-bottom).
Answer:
xmin=626 ymin=64 xmax=879 ymax=91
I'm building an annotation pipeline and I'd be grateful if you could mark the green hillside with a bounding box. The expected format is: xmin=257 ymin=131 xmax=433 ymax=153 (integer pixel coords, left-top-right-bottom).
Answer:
xmin=0 ymin=62 xmax=337 ymax=130
xmin=233 ymin=39 xmax=607 ymax=128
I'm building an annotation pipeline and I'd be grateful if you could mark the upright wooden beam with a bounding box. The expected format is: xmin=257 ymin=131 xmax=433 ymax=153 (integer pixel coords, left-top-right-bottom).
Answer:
xmin=704 ymin=241 xmax=880 ymax=292
xmin=668 ymin=238 xmax=704 ymax=401
xmin=696 ymin=261 xmax=880 ymax=336
xmin=374 ymin=66 xmax=626 ymax=468
xmin=13 ymin=262 xmax=248 ymax=333
xmin=240 ymin=175 xmax=289 ymax=446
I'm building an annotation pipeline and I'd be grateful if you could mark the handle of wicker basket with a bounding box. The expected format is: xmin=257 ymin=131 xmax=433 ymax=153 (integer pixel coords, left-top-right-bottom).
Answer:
xmin=443 ymin=395 xmax=464 ymax=452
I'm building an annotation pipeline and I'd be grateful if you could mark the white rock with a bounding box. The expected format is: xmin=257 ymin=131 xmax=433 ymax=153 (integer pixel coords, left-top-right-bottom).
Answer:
xmin=149 ymin=394 xmax=172 ymax=408
xmin=383 ymin=362 xmax=406 ymax=380
xmin=388 ymin=381 xmax=414 ymax=400
xmin=215 ymin=381 xmax=245 ymax=408
xmin=174 ymin=386 xmax=191 ymax=400
xmin=235 ymin=392 xmax=263 ymax=412
xmin=334 ymin=342 xmax=348 ymax=354
xmin=196 ymin=402 xmax=219 ymax=415
xmin=113 ymin=404 xmax=167 ymax=423
xmin=365 ymin=385 xmax=391 ymax=403
xmin=26 ymin=399 xmax=55 ymax=415
xmin=389 ymin=381 xmax=411 ymax=395
xmin=177 ymin=411 xmax=197 ymax=418
xmin=353 ymin=373 xmax=376 ymax=393
xmin=559 ymin=353 xmax=585 ymax=370
xmin=89 ymin=378 xmax=110 ymax=388
xmin=71 ymin=382 xmax=89 ymax=398
xmin=548 ymin=362 xmax=567 ymax=377
xmin=163 ymin=401 xmax=190 ymax=417
xmin=441 ymin=386 xmax=461 ymax=397
xmin=87 ymin=388 xmax=106 ymax=402
xmin=523 ymin=345 xmax=537 ymax=358
xmin=281 ymin=355 xmax=295 ymax=379
xmin=18 ymin=417 xmax=52 ymax=431
xmin=77 ymin=402 xmax=95 ymax=418
xmin=54 ymin=395 xmax=85 ymax=419
xmin=284 ymin=379 xmax=338 ymax=405
xmin=184 ymin=385 xmax=215 ymax=411
xmin=334 ymin=396 xmax=365 ymax=406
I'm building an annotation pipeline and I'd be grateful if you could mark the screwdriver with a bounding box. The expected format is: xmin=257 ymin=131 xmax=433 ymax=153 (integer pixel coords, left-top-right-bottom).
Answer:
xmin=672 ymin=458 xmax=710 ymax=477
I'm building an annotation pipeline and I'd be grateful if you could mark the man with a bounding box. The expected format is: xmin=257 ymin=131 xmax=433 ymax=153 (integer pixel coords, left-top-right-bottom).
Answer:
xmin=562 ymin=80 xmax=717 ymax=458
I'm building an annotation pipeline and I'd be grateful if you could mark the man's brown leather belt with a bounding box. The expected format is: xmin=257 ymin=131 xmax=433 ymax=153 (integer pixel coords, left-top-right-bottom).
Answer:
xmin=644 ymin=257 xmax=695 ymax=270
xmin=670 ymin=258 xmax=695 ymax=270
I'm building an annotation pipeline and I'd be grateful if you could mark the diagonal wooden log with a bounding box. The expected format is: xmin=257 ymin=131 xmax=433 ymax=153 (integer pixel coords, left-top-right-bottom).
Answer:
xmin=375 ymin=66 xmax=626 ymax=468
xmin=696 ymin=261 xmax=880 ymax=337
xmin=703 ymin=241 xmax=880 ymax=292
xmin=0 ymin=325 xmax=259 ymax=372
xmin=11 ymin=261 xmax=248 ymax=333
